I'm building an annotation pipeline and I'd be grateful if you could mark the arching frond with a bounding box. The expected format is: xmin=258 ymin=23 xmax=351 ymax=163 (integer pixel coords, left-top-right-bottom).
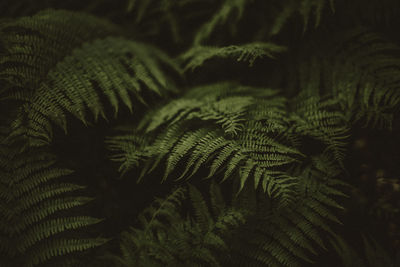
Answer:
xmin=270 ymin=0 xmax=335 ymax=35
xmin=285 ymin=28 xmax=400 ymax=130
xmin=228 ymin=157 xmax=346 ymax=267
xmin=194 ymin=0 xmax=250 ymax=45
xmin=107 ymin=184 xmax=244 ymax=267
xmin=181 ymin=42 xmax=286 ymax=71
xmin=290 ymin=95 xmax=349 ymax=163
xmin=8 ymin=36 xmax=179 ymax=146
xmin=0 ymin=143 xmax=108 ymax=267
xmin=107 ymin=83 xmax=350 ymax=205
xmin=0 ymin=9 xmax=121 ymax=92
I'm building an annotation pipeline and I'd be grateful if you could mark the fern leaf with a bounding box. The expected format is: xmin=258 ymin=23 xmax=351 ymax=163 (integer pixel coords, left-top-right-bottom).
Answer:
xmin=270 ymin=0 xmax=335 ymax=35
xmin=0 ymin=146 xmax=107 ymax=266
xmin=193 ymin=0 xmax=249 ymax=45
xmin=188 ymin=184 xmax=213 ymax=232
xmin=0 ymin=9 xmax=121 ymax=91
xmin=9 ymin=36 xmax=179 ymax=146
xmin=181 ymin=42 xmax=286 ymax=71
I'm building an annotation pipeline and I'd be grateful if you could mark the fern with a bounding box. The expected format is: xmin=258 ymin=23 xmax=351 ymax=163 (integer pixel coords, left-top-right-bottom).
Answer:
xmin=270 ymin=0 xmax=335 ymax=35
xmin=0 ymin=137 xmax=108 ymax=267
xmin=227 ymin=155 xmax=347 ymax=267
xmin=284 ymin=27 xmax=400 ymax=130
xmin=193 ymin=0 xmax=249 ymax=45
xmin=108 ymin=82 xmax=349 ymax=206
xmin=0 ymin=9 xmax=121 ymax=93
xmin=330 ymin=234 xmax=400 ymax=267
xmin=105 ymin=183 xmax=245 ymax=267
xmin=181 ymin=42 xmax=287 ymax=71
xmin=2 ymin=11 xmax=179 ymax=146
xmin=1 ymin=1 xmax=400 ymax=266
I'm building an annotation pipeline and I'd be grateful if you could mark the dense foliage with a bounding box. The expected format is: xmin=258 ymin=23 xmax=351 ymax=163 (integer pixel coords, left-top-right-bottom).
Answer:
xmin=0 ymin=0 xmax=399 ymax=266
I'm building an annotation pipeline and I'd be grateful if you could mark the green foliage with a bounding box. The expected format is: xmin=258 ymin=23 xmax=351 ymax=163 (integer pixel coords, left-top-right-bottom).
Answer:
xmin=108 ymin=82 xmax=350 ymax=207
xmin=1 ymin=0 xmax=400 ymax=266
xmin=0 ymin=9 xmax=121 ymax=91
xmin=181 ymin=42 xmax=287 ymax=71
xmin=10 ymin=36 xmax=178 ymax=146
xmin=1 ymin=10 xmax=179 ymax=147
xmin=0 ymin=134 xmax=108 ymax=267
xmin=104 ymin=183 xmax=245 ymax=267
xmin=270 ymin=0 xmax=335 ymax=35
xmin=284 ymin=28 xmax=400 ymax=130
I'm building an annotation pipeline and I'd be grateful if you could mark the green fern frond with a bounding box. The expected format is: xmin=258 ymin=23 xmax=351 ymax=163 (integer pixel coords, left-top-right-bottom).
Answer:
xmin=0 ymin=146 xmax=107 ymax=266
xmin=138 ymin=186 xmax=186 ymax=232
xmin=286 ymin=28 xmax=400 ymax=130
xmin=188 ymin=184 xmax=213 ymax=232
xmin=105 ymin=131 xmax=152 ymax=177
xmin=194 ymin=0 xmax=250 ymax=45
xmin=109 ymin=84 xmax=333 ymax=205
xmin=229 ymin=159 xmax=345 ymax=267
xmin=109 ymin=184 xmax=242 ymax=267
xmin=140 ymin=83 xmax=258 ymax=135
xmin=181 ymin=42 xmax=287 ymax=71
xmin=0 ymin=9 xmax=121 ymax=92
xmin=270 ymin=0 xmax=335 ymax=35
xmin=209 ymin=180 xmax=226 ymax=217
xmin=8 ymin=36 xmax=179 ymax=146
xmin=290 ymin=95 xmax=349 ymax=163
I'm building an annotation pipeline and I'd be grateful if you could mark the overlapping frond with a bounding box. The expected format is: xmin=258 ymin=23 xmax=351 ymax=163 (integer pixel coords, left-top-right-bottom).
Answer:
xmin=181 ymin=42 xmax=287 ymax=71
xmin=270 ymin=0 xmax=335 ymax=35
xmin=7 ymin=36 xmax=179 ymax=147
xmin=0 ymin=9 xmax=121 ymax=93
xmin=107 ymin=82 xmax=350 ymax=207
xmin=105 ymin=183 xmax=245 ymax=267
xmin=228 ymin=155 xmax=347 ymax=267
xmin=289 ymin=95 xmax=349 ymax=163
xmin=0 ymin=139 xmax=108 ymax=267
xmin=285 ymin=28 xmax=400 ymax=130
xmin=193 ymin=0 xmax=249 ymax=45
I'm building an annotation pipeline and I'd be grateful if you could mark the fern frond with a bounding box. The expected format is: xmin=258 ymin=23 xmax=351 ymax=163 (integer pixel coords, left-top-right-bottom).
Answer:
xmin=0 ymin=9 xmax=121 ymax=92
xmin=270 ymin=0 xmax=335 ymax=35
xmin=181 ymin=42 xmax=286 ymax=71
xmin=0 ymin=146 xmax=108 ymax=266
xmin=286 ymin=28 xmax=400 ymax=130
xmin=209 ymin=180 xmax=226 ymax=217
xmin=109 ymin=83 xmax=318 ymax=205
xmin=105 ymin=131 xmax=152 ymax=177
xmin=228 ymin=159 xmax=345 ymax=267
xmin=109 ymin=184 xmax=243 ymax=267
xmin=9 ymin=36 xmax=179 ymax=146
xmin=290 ymin=95 xmax=349 ymax=163
xmin=139 ymin=186 xmax=186 ymax=232
xmin=194 ymin=0 xmax=249 ymax=45
xmin=188 ymin=184 xmax=213 ymax=232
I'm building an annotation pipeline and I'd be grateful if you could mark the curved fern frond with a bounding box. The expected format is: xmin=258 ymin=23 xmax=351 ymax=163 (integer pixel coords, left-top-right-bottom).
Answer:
xmin=108 ymin=184 xmax=244 ymax=267
xmin=181 ymin=42 xmax=287 ymax=71
xmin=194 ymin=0 xmax=249 ymax=45
xmin=270 ymin=0 xmax=335 ymax=36
xmin=108 ymin=185 xmax=245 ymax=267
xmin=290 ymin=95 xmax=349 ymax=163
xmin=109 ymin=83 xmax=342 ymax=205
xmin=229 ymin=156 xmax=346 ymax=267
xmin=0 ymin=9 xmax=121 ymax=93
xmin=0 ymin=143 xmax=108 ymax=267
xmin=8 ymin=36 xmax=179 ymax=146
xmin=285 ymin=28 xmax=400 ymax=130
